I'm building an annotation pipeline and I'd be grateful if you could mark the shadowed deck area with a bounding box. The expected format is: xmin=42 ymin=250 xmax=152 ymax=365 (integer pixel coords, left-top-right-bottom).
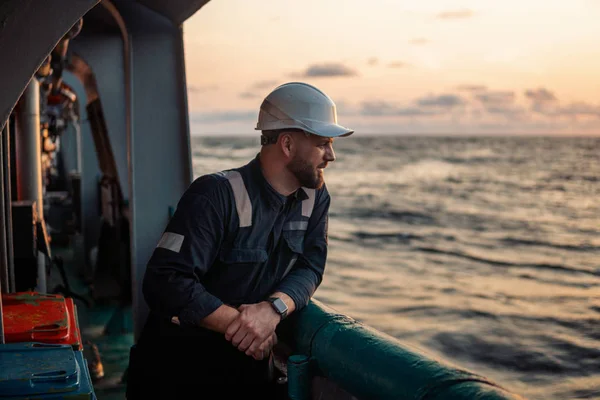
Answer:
xmin=48 ymin=246 xmax=132 ymax=400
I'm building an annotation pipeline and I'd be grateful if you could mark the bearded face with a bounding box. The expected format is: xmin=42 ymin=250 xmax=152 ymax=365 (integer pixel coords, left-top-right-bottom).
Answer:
xmin=287 ymin=153 xmax=325 ymax=189
xmin=284 ymin=131 xmax=335 ymax=189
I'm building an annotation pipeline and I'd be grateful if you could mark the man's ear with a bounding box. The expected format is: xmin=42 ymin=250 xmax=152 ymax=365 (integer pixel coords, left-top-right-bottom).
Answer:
xmin=279 ymin=132 xmax=294 ymax=158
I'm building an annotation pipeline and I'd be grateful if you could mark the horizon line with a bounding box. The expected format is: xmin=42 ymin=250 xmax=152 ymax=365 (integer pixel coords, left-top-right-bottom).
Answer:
xmin=190 ymin=132 xmax=600 ymax=137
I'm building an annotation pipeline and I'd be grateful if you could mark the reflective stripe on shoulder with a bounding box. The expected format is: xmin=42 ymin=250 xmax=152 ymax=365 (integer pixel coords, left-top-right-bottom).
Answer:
xmin=302 ymin=188 xmax=316 ymax=218
xmin=223 ymin=170 xmax=252 ymax=228
xmin=157 ymin=232 xmax=184 ymax=253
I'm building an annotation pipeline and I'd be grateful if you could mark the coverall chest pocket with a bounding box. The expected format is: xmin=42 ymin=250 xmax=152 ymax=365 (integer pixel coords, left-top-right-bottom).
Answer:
xmin=216 ymin=248 xmax=268 ymax=303
xmin=283 ymin=230 xmax=305 ymax=254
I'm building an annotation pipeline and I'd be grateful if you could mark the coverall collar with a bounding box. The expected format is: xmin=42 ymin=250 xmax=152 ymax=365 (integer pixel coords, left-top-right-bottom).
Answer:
xmin=250 ymin=154 xmax=309 ymax=211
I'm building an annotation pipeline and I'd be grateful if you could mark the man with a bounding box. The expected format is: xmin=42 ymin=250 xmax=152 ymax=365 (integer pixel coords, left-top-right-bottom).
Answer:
xmin=126 ymin=82 xmax=353 ymax=399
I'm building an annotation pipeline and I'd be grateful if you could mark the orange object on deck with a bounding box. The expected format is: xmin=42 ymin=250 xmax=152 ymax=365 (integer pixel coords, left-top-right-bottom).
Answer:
xmin=2 ymin=291 xmax=82 ymax=350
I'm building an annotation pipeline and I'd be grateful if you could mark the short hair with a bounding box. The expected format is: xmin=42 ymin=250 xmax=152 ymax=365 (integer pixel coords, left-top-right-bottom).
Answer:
xmin=260 ymin=129 xmax=308 ymax=145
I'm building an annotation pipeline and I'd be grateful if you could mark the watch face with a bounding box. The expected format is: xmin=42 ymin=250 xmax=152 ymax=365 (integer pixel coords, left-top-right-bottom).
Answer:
xmin=272 ymin=298 xmax=287 ymax=314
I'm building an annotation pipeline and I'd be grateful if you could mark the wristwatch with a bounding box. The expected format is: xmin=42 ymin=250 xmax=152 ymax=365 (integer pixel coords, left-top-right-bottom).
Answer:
xmin=267 ymin=297 xmax=288 ymax=320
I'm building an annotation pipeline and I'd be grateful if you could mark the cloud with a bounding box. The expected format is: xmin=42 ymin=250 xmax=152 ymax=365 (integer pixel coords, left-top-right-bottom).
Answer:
xmin=521 ymin=87 xmax=600 ymax=119
xmin=252 ymin=80 xmax=279 ymax=90
xmin=558 ymin=103 xmax=600 ymax=117
xmin=457 ymin=84 xmax=487 ymax=92
xmin=367 ymin=57 xmax=378 ymax=66
xmin=190 ymin=110 xmax=256 ymax=123
xmin=296 ymin=63 xmax=358 ymax=78
xmin=483 ymin=105 xmax=527 ymax=118
xmin=360 ymin=101 xmax=444 ymax=117
xmin=538 ymin=102 xmax=600 ymax=118
xmin=417 ymin=94 xmax=465 ymax=108
xmin=524 ymin=88 xmax=557 ymax=104
xmin=388 ymin=61 xmax=408 ymax=68
xmin=475 ymin=91 xmax=515 ymax=106
xmin=346 ymin=88 xmax=536 ymax=126
xmin=468 ymin=89 xmax=525 ymax=118
xmin=188 ymin=84 xmax=218 ymax=93
xmin=409 ymin=38 xmax=430 ymax=45
xmin=239 ymin=92 xmax=260 ymax=99
xmin=357 ymin=93 xmax=466 ymax=119
xmin=189 ymin=85 xmax=600 ymax=136
xmin=524 ymin=87 xmax=558 ymax=114
xmin=334 ymin=100 xmax=353 ymax=116
xmin=238 ymin=80 xmax=280 ymax=100
xmin=436 ymin=9 xmax=474 ymax=19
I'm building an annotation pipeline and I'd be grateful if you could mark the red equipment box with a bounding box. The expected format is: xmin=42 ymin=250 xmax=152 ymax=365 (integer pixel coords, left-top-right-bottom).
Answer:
xmin=2 ymin=291 xmax=83 ymax=350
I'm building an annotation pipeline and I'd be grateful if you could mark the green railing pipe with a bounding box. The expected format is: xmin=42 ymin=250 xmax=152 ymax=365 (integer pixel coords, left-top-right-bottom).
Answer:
xmin=283 ymin=299 xmax=525 ymax=400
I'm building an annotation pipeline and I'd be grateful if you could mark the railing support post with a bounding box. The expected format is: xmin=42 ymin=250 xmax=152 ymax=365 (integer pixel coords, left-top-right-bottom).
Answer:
xmin=287 ymin=354 xmax=312 ymax=400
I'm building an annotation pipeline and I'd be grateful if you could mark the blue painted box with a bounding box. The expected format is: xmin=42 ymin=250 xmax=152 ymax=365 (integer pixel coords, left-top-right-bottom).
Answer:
xmin=72 ymin=349 xmax=97 ymax=400
xmin=0 ymin=342 xmax=96 ymax=399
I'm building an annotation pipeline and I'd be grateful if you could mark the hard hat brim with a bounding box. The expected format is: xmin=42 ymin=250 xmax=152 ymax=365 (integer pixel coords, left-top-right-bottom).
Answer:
xmin=302 ymin=122 xmax=354 ymax=138
xmin=254 ymin=120 xmax=354 ymax=138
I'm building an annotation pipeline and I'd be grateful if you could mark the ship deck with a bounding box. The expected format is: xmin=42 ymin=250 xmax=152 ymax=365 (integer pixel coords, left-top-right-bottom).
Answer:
xmin=47 ymin=245 xmax=132 ymax=400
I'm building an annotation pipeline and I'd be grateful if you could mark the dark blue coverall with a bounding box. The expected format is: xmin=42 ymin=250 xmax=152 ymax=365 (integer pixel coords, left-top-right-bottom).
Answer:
xmin=126 ymin=154 xmax=330 ymax=398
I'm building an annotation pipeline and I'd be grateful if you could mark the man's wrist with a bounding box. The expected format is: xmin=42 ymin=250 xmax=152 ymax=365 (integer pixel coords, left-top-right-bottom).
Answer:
xmin=266 ymin=296 xmax=288 ymax=320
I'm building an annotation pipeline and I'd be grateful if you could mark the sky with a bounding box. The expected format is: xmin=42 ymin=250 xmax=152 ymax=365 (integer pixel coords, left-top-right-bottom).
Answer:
xmin=182 ymin=0 xmax=600 ymax=136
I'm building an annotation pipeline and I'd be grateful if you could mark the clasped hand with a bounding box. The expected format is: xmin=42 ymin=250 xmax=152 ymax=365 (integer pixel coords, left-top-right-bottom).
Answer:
xmin=224 ymin=301 xmax=280 ymax=360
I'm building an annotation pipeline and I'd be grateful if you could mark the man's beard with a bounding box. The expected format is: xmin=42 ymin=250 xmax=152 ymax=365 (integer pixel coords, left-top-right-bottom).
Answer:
xmin=288 ymin=155 xmax=324 ymax=189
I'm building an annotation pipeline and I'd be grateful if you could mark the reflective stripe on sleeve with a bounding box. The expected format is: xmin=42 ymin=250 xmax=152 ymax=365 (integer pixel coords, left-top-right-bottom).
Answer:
xmin=282 ymin=254 xmax=298 ymax=278
xmin=157 ymin=232 xmax=184 ymax=253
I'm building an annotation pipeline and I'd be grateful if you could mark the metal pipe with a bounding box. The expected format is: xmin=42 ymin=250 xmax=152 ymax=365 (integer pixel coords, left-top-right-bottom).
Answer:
xmin=35 ymin=251 xmax=46 ymax=293
xmin=0 ymin=122 xmax=7 ymax=343
xmin=71 ymin=114 xmax=82 ymax=174
xmin=15 ymin=78 xmax=44 ymax=222
xmin=0 ymin=124 xmax=9 ymax=295
xmin=0 ymin=289 xmax=4 ymax=343
xmin=3 ymin=117 xmax=15 ymax=293
xmin=99 ymin=0 xmax=137 ymax=340
xmin=0 ymin=274 xmax=4 ymax=343
xmin=50 ymin=19 xmax=83 ymax=96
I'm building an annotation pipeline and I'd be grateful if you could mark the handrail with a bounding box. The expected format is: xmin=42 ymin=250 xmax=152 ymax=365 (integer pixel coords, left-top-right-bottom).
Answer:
xmin=280 ymin=299 xmax=525 ymax=400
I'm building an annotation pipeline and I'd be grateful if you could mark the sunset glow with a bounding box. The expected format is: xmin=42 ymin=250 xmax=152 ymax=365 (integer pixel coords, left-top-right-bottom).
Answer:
xmin=183 ymin=0 xmax=600 ymax=135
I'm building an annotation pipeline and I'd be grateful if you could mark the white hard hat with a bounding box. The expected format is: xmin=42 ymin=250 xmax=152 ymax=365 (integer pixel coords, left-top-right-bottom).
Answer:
xmin=255 ymin=82 xmax=354 ymax=138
